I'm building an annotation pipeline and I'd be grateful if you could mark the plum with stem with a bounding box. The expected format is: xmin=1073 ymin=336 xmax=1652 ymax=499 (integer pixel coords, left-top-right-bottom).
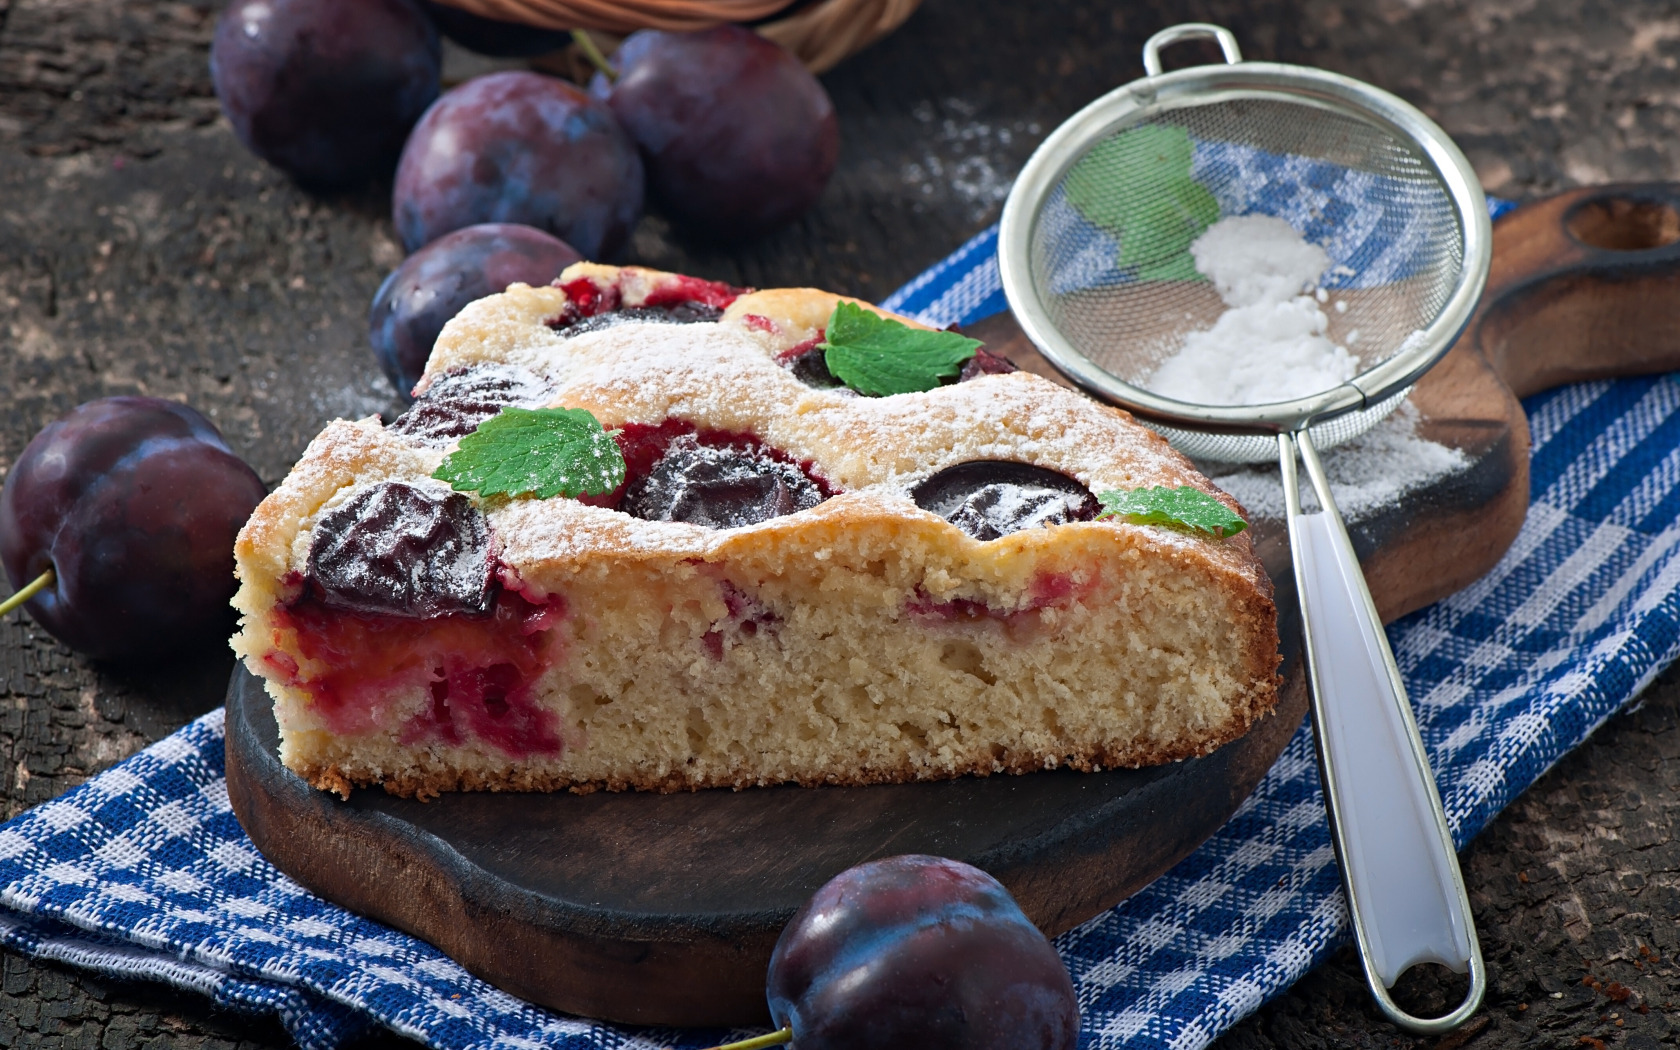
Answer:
xmin=717 ymin=855 xmax=1080 ymax=1050
xmin=0 ymin=399 xmax=267 ymax=661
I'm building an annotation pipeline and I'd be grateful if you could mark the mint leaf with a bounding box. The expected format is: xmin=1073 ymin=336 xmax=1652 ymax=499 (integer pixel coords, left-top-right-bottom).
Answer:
xmin=1064 ymin=125 xmax=1194 ymax=229
xmin=433 ymin=407 xmax=626 ymax=500
xmin=1062 ymin=125 xmax=1218 ymax=282
xmin=1115 ymin=179 xmax=1221 ymax=269
xmin=1133 ymin=247 xmax=1205 ymax=283
xmin=820 ymin=301 xmax=982 ymax=397
xmin=1096 ymin=486 xmax=1248 ymax=538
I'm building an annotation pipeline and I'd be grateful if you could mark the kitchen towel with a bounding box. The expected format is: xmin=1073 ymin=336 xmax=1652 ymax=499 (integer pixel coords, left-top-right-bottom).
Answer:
xmin=6 ymin=194 xmax=1680 ymax=1050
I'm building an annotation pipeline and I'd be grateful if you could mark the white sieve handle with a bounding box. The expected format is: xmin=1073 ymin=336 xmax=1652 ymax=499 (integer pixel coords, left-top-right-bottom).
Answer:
xmin=1142 ymin=24 xmax=1243 ymax=77
xmin=1278 ymin=430 xmax=1486 ymax=1034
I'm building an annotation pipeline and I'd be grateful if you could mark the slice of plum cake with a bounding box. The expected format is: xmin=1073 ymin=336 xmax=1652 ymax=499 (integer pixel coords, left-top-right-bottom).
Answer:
xmin=232 ymin=264 xmax=1281 ymax=798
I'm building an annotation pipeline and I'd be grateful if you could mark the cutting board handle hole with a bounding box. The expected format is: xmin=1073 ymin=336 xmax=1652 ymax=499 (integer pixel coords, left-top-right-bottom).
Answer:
xmin=1565 ymin=195 xmax=1680 ymax=252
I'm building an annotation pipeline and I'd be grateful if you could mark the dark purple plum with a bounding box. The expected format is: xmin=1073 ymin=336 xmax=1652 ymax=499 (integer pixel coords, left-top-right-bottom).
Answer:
xmin=551 ymin=302 xmax=724 ymax=338
xmin=911 ymin=462 xmax=1099 ymax=542
xmin=959 ymin=346 xmax=1020 ymax=381
xmin=389 ymin=364 xmax=555 ymax=446
xmin=393 ymin=71 xmax=644 ymax=257
xmin=593 ymin=26 xmax=838 ymax=241
xmin=0 ymin=398 xmax=268 ymax=662
xmin=621 ymin=436 xmax=825 ymax=529
xmin=768 ymin=854 xmax=1080 ymax=1050
xmin=369 ymin=223 xmax=581 ymax=399
xmin=305 ymin=481 xmax=496 ymax=619
xmin=780 ymin=343 xmax=843 ymax=389
xmin=210 ymin=0 xmax=440 ymax=187
xmin=420 ymin=2 xmax=571 ymax=57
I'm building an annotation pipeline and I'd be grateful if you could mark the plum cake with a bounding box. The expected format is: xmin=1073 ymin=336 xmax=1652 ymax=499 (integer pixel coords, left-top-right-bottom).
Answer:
xmin=232 ymin=263 xmax=1281 ymax=798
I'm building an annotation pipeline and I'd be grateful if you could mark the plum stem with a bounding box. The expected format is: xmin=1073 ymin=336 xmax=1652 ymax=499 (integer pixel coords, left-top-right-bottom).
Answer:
xmin=0 ymin=568 xmax=53 ymax=617
xmin=571 ymin=30 xmax=615 ymax=82
xmin=699 ymin=1026 xmax=792 ymax=1050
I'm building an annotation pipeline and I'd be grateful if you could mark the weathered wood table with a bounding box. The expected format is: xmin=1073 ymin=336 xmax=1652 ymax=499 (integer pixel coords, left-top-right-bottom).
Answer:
xmin=3 ymin=0 xmax=1679 ymax=1047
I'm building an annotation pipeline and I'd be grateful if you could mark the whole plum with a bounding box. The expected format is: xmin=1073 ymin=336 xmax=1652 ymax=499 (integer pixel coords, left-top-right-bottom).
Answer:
xmin=595 ymin=26 xmax=838 ymax=241
xmin=768 ymin=854 xmax=1080 ymax=1050
xmin=393 ymin=71 xmax=644 ymax=257
xmin=369 ymin=223 xmax=581 ymax=399
xmin=0 ymin=399 xmax=268 ymax=662
xmin=210 ymin=0 xmax=440 ymax=187
xmin=421 ymin=2 xmax=572 ymax=57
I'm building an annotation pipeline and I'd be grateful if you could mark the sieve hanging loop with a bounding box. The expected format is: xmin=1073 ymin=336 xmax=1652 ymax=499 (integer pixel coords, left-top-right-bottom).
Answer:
xmin=1141 ymin=23 xmax=1242 ymax=76
xmin=997 ymin=23 xmax=1493 ymax=1032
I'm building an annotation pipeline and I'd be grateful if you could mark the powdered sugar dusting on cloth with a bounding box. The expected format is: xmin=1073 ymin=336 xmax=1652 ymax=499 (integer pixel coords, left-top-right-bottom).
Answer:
xmin=1206 ymin=401 xmax=1467 ymax=522
xmin=1146 ymin=215 xmax=1359 ymax=406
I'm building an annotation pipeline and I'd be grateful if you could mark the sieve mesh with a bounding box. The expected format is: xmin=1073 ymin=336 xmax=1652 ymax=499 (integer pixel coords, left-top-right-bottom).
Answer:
xmin=1026 ymin=93 xmax=1467 ymax=463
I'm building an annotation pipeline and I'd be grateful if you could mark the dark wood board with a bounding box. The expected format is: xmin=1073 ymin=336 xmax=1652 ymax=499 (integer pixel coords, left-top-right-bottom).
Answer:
xmin=226 ymin=658 xmax=1312 ymax=1028
xmin=224 ymin=183 xmax=1680 ymax=1030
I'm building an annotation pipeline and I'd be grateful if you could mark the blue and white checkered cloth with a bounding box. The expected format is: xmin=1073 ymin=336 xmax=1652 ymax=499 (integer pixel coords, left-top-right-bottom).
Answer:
xmin=5 ymin=185 xmax=1680 ymax=1050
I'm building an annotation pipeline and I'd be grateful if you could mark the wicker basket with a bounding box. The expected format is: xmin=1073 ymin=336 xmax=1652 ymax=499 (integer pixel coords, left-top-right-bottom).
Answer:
xmin=430 ymin=0 xmax=922 ymax=72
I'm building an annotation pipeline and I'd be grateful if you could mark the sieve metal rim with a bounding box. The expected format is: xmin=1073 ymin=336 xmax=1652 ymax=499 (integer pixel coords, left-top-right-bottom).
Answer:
xmin=996 ymin=58 xmax=1493 ymax=437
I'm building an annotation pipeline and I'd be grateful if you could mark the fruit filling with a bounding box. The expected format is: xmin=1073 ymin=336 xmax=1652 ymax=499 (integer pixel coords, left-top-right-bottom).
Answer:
xmin=959 ymin=346 xmax=1020 ymax=380
xmin=618 ymin=426 xmax=830 ymax=529
xmin=580 ymin=419 xmax=834 ymax=530
xmin=911 ymin=461 xmax=1099 ymax=541
xmin=276 ymin=479 xmax=567 ymax=756
xmin=557 ymin=302 xmax=725 ymax=338
xmin=777 ymin=335 xmax=844 ymax=389
xmin=308 ymin=481 xmax=498 ymax=618
xmin=388 ymin=364 xmax=554 ymax=446
xmin=905 ymin=569 xmax=1099 ymax=634
xmin=702 ymin=579 xmax=779 ymax=659
xmin=269 ymin=586 xmax=566 ymax=755
xmin=548 ymin=272 xmax=746 ymax=331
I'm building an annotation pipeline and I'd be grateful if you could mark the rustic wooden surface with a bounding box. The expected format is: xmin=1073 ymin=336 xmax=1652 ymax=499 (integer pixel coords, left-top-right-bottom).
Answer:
xmin=5 ymin=0 xmax=1680 ymax=1047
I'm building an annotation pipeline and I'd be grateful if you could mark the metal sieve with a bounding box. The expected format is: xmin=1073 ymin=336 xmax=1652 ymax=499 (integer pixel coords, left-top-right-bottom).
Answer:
xmin=998 ymin=24 xmax=1491 ymax=1034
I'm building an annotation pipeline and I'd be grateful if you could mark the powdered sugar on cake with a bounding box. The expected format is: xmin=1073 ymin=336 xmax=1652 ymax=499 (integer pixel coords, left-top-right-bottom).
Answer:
xmin=431 ymin=299 xmax=1209 ymax=503
xmin=251 ymin=289 xmax=1247 ymax=582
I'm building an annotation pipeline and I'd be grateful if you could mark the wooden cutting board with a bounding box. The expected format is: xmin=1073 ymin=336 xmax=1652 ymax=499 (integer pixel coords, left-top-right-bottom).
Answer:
xmin=225 ymin=183 xmax=1680 ymax=1028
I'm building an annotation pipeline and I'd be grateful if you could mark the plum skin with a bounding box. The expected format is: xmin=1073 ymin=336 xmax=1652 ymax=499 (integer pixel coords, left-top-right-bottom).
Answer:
xmin=0 ymin=398 xmax=268 ymax=662
xmin=910 ymin=460 xmax=1099 ymax=541
xmin=210 ymin=0 xmax=440 ymax=187
xmin=768 ymin=855 xmax=1080 ymax=1050
xmin=393 ymin=71 xmax=644 ymax=258
xmin=596 ymin=26 xmax=838 ymax=242
xmin=369 ymin=223 xmax=582 ymax=400
xmin=620 ymin=436 xmax=826 ymax=529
